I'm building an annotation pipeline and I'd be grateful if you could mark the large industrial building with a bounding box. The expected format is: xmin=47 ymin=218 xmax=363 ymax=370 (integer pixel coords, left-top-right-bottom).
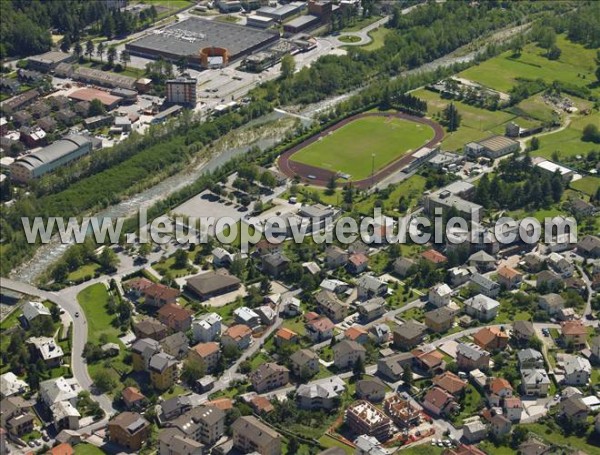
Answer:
xmin=125 ymin=17 xmax=279 ymax=69
xmin=464 ymin=135 xmax=520 ymax=159
xmin=166 ymin=77 xmax=197 ymax=107
xmin=10 ymin=135 xmax=92 ymax=182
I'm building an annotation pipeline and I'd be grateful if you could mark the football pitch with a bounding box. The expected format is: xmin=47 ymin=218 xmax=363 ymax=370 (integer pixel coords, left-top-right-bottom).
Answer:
xmin=289 ymin=115 xmax=435 ymax=181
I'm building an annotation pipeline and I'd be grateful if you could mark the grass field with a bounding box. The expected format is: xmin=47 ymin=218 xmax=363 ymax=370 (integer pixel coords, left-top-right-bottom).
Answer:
xmin=570 ymin=176 xmax=600 ymax=196
xmin=362 ymin=27 xmax=390 ymax=51
xmin=412 ymin=89 xmax=517 ymax=151
xmin=459 ymin=35 xmax=599 ymax=95
xmin=290 ymin=116 xmax=434 ymax=180
xmin=74 ymin=444 xmax=106 ymax=455
xmin=77 ymin=283 xmax=119 ymax=346
xmin=531 ymin=112 xmax=600 ymax=160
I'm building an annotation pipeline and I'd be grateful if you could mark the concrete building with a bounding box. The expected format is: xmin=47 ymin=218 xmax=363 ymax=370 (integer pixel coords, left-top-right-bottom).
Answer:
xmin=345 ymin=401 xmax=392 ymax=442
xmin=464 ymin=135 xmax=520 ymax=159
xmin=296 ymin=376 xmax=345 ymax=410
xmin=456 ymin=343 xmax=490 ymax=371
xmin=10 ymin=135 xmax=92 ymax=182
xmin=108 ymin=412 xmax=150 ymax=451
xmin=333 ymin=340 xmax=366 ymax=370
xmin=250 ymin=363 xmax=289 ymax=393
xmin=166 ymin=77 xmax=197 ymax=107
xmin=188 ymin=342 xmax=221 ymax=373
xmin=192 ymin=313 xmax=222 ymax=342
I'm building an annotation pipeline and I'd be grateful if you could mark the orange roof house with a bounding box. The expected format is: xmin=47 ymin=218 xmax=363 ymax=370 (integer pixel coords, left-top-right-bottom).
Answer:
xmin=421 ymin=249 xmax=448 ymax=264
xmin=345 ymin=326 xmax=369 ymax=344
xmin=48 ymin=443 xmax=74 ymax=455
xmin=432 ymin=371 xmax=467 ymax=395
xmin=473 ymin=326 xmax=509 ymax=351
xmin=276 ymin=328 xmax=298 ymax=345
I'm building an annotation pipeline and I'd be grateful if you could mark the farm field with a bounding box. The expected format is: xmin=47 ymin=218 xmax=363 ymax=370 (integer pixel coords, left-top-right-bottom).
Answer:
xmin=570 ymin=176 xmax=600 ymax=196
xmin=289 ymin=115 xmax=434 ymax=180
xmin=531 ymin=112 xmax=600 ymax=160
xmin=458 ymin=35 xmax=599 ymax=95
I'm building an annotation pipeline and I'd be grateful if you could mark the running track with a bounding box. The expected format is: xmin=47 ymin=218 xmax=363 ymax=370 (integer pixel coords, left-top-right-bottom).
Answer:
xmin=278 ymin=112 xmax=445 ymax=189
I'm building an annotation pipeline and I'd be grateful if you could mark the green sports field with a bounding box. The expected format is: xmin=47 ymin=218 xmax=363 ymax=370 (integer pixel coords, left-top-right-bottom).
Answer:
xmin=289 ymin=116 xmax=434 ymax=180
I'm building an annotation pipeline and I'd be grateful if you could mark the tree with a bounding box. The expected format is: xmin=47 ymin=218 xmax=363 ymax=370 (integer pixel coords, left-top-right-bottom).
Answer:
xmin=547 ymin=44 xmax=561 ymax=60
xmin=176 ymin=56 xmax=189 ymax=74
xmin=60 ymin=35 xmax=71 ymax=53
xmin=93 ymin=370 xmax=116 ymax=392
xmin=107 ymin=46 xmax=117 ymax=67
xmin=88 ymin=99 xmax=106 ymax=117
xmin=120 ymin=50 xmax=131 ymax=69
xmin=52 ymin=262 xmax=68 ymax=282
xmin=287 ymin=437 xmax=299 ymax=454
xmin=99 ymin=247 xmax=118 ymax=271
xmin=511 ymin=36 xmax=524 ymax=57
xmin=442 ymin=103 xmax=461 ymax=132
xmin=73 ymin=41 xmax=83 ymax=60
xmin=402 ymin=364 xmax=413 ymax=385
xmin=353 ymin=356 xmax=365 ymax=377
xmin=174 ymin=248 xmax=189 ymax=269
xmin=85 ymin=40 xmax=94 ymax=62
xmin=260 ymin=277 xmax=272 ymax=295
xmin=582 ymin=123 xmax=600 ymax=143
xmin=181 ymin=360 xmax=205 ymax=384
xmin=259 ymin=171 xmax=277 ymax=189
xmin=281 ymin=54 xmax=295 ymax=78
xmin=138 ymin=242 xmax=151 ymax=258
xmin=102 ymin=14 xmax=115 ymax=39
xmin=96 ymin=42 xmax=105 ymax=63
xmin=325 ymin=174 xmax=336 ymax=196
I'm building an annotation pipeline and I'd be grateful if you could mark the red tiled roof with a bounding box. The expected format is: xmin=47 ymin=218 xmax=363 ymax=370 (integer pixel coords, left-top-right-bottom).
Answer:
xmin=489 ymin=377 xmax=513 ymax=395
xmin=421 ymin=249 xmax=447 ymax=264
xmin=121 ymin=387 xmax=145 ymax=405
xmin=497 ymin=266 xmax=521 ymax=279
xmin=561 ymin=320 xmax=586 ymax=336
xmin=276 ymin=328 xmax=298 ymax=341
xmin=191 ymin=342 xmax=220 ymax=357
xmin=345 ymin=326 xmax=368 ymax=341
xmin=48 ymin=443 xmax=74 ymax=455
xmin=307 ymin=316 xmax=335 ymax=332
xmin=157 ymin=303 xmax=193 ymax=322
xmin=473 ymin=327 xmax=509 ymax=347
xmin=432 ymin=371 xmax=467 ymax=395
xmin=224 ymin=324 xmax=252 ymax=340
xmin=348 ymin=253 xmax=368 ymax=266
xmin=143 ymin=283 xmax=180 ymax=301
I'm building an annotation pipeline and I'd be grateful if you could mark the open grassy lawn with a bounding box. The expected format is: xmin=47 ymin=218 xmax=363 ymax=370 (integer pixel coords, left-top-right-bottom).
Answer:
xmin=339 ymin=35 xmax=362 ymax=44
xmin=153 ymin=255 xmax=196 ymax=278
xmin=362 ymin=27 xmax=391 ymax=51
xmin=397 ymin=446 xmax=444 ymax=455
xmin=412 ymin=89 xmax=517 ymax=152
xmin=290 ymin=115 xmax=434 ymax=181
xmin=509 ymin=93 xmax=557 ymax=124
xmin=74 ymin=444 xmax=106 ymax=455
xmin=341 ymin=15 xmax=383 ymax=32
xmin=318 ymin=435 xmax=354 ymax=454
xmin=140 ymin=0 xmax=194 ymax=10
xmin=77 ymin=283 xmax=118 ymax=346
xmin=570 ymin=176 xmax=600 ymax=196
xmin=458 ymin=35 xmax=598 ymax=95
xmin=532 ymin=112 xmax=600 ymax=160
xmin=68 ymin=262 xmax=101 ymax=281
xmin=524 ymin=422 xmax=600 ymax=454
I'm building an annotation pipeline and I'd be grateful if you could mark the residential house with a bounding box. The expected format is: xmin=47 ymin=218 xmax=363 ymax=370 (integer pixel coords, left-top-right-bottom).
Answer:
xmin=456 ymin=343 xmax=490 ymax=371
xmin=51 ymin=400 xmax=80 ymax=431
xmin=158 ymin=427 xmax=204 ymax=455
xmin=536 ymin=270 xmax=562 ymax=290
xmin=28 ymin=337 xmax=64 ymax=368
xmin=296 ymin=377 xmax=345 ymax=411
xmin=160 ymin=396 xmax=193 ymax=421
xmin=315 ymin=290 xmax=348 ymax=323
xmin=133 ymin=318 xmax=169 ymax=341
xmin=473 ymin=326 xmax=509 ymax=351
xmin=393 ymin=257 xmax=416 ymax=277
xmin=212 ymin=247 xmax=233 ymax=267
xmin=232 ymin=415 xmax=282 ymax=455
xmin=131 ymin=338 xmax=161 ymax=371
xmin=306 ymin=316 xmax=334 ymax=342
xmin=424 ymin=307 xmax=455 ymax=333
xmin=497 ymin=266 xmax=523 ymax=289
xmin=250 ymin=396 xmax=274 ymax=415
xmin=188 ymin=342 xmax=221 ymax=373
xmin=233 ymin=306 xmax=261 ymax=328
xmin=517 ymin=349 xmax=544 ymax=369
xmin=369 ymin=323 xmax=391 ymax=345
xmin=108 ymin=412 xmax=150 ymax=451
xmin=254 ymin=239 xmax=282 ymax=257
xmin=469 ymin=273 xmax=500 ymax=298
xmin=256 ymin=305 xmax=277 ymax=326
xmin=275 ymin=328 xmax=299 ymax=347
xmin=547 ymin=252 xmax=575 ymax=277
xmin=160 ymin=332 xmax=189 ymax=359
xmin=325 ymin=246 xmax=348 ymax=269
xmin=591 ymin=336 xmax=600 ymax=363
xmin=143 ymin=283 xmax=180 ymax=308
xmin=21 ymin=301 xmax=51 ymax=325
xmin=486 ymin=377 xmax=513 ymax=407
xmin=221 ymin=324 xmax=252 ymax=350
xmin=333 ymin=340 xmax=366 ymax=370
xmin=432 ymin=371 xmax=467 ymax=396
xmin=185 ymin=270 xmax=241 ymax=299
xmin=577 ymin=235 xmax=600 ymax=257
xmin=345 ymin=401 xmax=393 ymax=442
xmin=357 ymin=297 xmax=385 ymax=322
xmin=262 ymin=252 xmax=290 ymax=277
xmin=503 ymin=396 xmax=523 ymax=422
xmin=464 ymin=294 xmax=500 ymax=322
xmin=376 ymin=353 xmax=414 ymax=381
xmin=320 ymin=278 xmax=350 ymax=294
xmin=158 ymin=303 xmax=193 ymax=332
xmin=347 ymin=253 xmax=369 ymax=274
xmin=570 ymin=198 xmax=595 ymax=216
xmin=393 ymin=320 xmax=426 ymax=350
xmin=48 ymin=443 xmax=75 ymax=455
xmin=462 ymin=418 xmax=488 ymax=443
xmin=356 ymin=378 xmax=386 ymax=403
xmin=250 ymin=363 xmax=289 ymax=393
xmin=122 ymin=387 xmax=147 ymax=411
xmin=512 ymin=321 xmax=535 ymax=343
xmin=421 ymin=249 xmax=448 ymax=265
xmin=487 ymin=413 xmax=512 ymax=438
xmin=538 ymin=293 xmax=565 ymax=316
xmin=559 ymin=396 xmax=588 ymax=423
xmin=281 ymin=294 xmax=301 ymax=317
xmin=445 ymin=444 xmax=487 ymax=455
xmin=39 ymin=377 xmax=80 ymax=408
xmin=124 ymin=277 xmax=153 ymax=299
xmin=0 ymin=397 xmax=35 ymax=437
xmin=192 ymin=313 xmax=222 ymax=343
xmin=520 ymin=369 xmax=551 ymax=397
xmin=290 ymin=349 xmax=320 ymax=378
xmin=561 ymin=320 xmax=587 ymax=348
xmin=149 ymin=353 xmax=179 ymax=391
xmin=345 ymin=326 xmax=369 ymax=345
xmin=0 ymin=372 xmax=29 ymax=398
xmin=356 ymin=275 xmax=387 ymax=300
xmin=522 ymin=252 xmax=545 ymax=273
xmin=412 ymin=348 xmax=445 ymax=376
xmin=429 ymin=283 xmax=452 ymax=307
xmin=468 ymin=251 xmax=496 ymax=272
xmin=562 ymin=355 xmax=591 ymax=385
xmin=422 ymin=387 xmax=459 ymax=417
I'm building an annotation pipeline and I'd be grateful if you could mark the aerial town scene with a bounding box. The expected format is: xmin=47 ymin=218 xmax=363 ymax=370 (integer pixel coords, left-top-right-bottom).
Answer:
xmin=0 ymin=1 xmax=599 ymax=454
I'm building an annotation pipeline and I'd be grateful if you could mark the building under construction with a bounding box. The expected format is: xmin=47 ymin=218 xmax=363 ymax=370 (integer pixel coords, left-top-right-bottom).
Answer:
xmin=345 ymin=400 xmax=393 ymax=442
xmin=383 ymin=394 xmax=421 ymax=429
